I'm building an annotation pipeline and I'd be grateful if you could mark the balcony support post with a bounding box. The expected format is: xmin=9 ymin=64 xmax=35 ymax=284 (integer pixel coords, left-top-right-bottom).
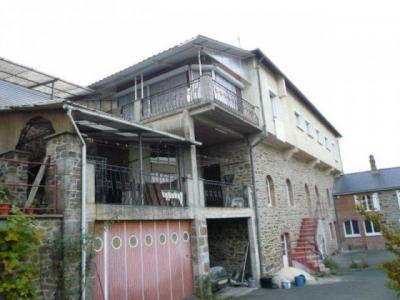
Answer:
xmin=138 ymin=132 xmax=144 ymax=205
xmin=134 ymin=76 xmax=137 ymax=100
xmin=198 ymin=48 xmax=202 ymax=76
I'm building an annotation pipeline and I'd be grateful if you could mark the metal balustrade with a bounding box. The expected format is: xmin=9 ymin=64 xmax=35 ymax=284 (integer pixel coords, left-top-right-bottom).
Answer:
xmin=120 ymin=75 xmax=260 ymax=126
xmin=202 ymin=179 xmax=248 ymax=208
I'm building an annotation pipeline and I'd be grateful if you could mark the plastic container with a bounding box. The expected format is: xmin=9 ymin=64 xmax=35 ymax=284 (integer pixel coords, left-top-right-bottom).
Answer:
xmin=248 ymin=278 xmax=256 ymax=288
xmin=281 ymin=280 xmax=291 ymax=289
xmin=294 ymin=274 xmax=306 ymax=287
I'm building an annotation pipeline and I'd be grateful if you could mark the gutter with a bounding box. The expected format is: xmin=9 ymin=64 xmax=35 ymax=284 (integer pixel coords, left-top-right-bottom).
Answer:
xmin=65 ymin=105 xmax=87 ymax=300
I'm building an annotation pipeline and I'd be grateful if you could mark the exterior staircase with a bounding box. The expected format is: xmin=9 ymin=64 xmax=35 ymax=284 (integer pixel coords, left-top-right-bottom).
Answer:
xmin=291 ymin=218 xmax=327 ymax=272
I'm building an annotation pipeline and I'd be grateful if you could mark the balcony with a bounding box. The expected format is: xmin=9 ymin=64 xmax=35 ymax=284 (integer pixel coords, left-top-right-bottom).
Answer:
xmin=120 ymin=75 xmax=261 ymax=133
xmin=91 ymin=161 xmax=187 ymax=207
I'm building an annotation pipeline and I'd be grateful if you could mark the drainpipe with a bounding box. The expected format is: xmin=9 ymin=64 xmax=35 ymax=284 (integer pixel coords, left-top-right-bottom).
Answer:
xmin=256 ymin=62 xmax=267 ymax=134
xmin=247 ymin=136 xmax=264 ymax=276
xmin=65 ymin=106 xmax=87 ymax=300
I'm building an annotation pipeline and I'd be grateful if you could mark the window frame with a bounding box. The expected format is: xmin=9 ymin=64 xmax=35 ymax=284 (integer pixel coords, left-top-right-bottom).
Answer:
xmin=286 ymin=178 xmax=294 ymax=206
xmin=363 ymin=219 xmax=382 ymax=236
xmin=343 ymin=220 xmax=361 ymax=237
xmin=294 ymin=111 xmax=303 ymax=131
xmin=266 ymin=175 xmax=275 ymax=207
xmin=305 ymin=119 xmax=313 ymax=138
xmin=270 ymin=91 xmax=280 ymax=120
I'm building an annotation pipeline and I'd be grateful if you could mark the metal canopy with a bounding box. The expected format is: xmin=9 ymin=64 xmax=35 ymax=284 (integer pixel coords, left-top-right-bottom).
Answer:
xmin=0 ymin=57 xmax=95 ymax=99
xmin=68 ymin=105 xmax=201 ymax=146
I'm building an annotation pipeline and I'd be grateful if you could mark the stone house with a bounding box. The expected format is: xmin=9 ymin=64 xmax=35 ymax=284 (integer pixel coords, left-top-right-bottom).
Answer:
xmin=334 ymin=155 xmax=400 ymax=250
xmin=0 ymin=35 xmax=342 ymax=299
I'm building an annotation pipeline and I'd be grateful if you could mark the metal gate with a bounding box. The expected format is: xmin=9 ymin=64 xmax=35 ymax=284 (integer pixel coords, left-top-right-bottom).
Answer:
xmin=94 ymin=220 xmax=193 ymax=300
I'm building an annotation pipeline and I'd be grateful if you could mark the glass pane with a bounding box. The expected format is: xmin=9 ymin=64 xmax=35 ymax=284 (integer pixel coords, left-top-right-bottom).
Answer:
xmin=365 ymin=220 xmax=373 ymax=233
xmin=345 ymin=221 xmax=352 ymax=235
xmin=352 ymin=220 xmax=360 ymax=234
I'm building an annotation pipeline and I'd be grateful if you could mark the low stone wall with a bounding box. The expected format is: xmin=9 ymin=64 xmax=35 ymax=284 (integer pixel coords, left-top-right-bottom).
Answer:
xmin=0 ymin=215 xmax=63 ymax=300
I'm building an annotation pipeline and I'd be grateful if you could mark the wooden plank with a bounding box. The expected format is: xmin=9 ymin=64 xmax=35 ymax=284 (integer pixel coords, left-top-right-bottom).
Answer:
xmin=24 ymin=156 xmax=49 ymax=209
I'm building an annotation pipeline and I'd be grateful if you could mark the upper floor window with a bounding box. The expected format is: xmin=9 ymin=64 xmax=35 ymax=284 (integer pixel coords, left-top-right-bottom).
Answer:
xmin=305 ymin=120 xmax=313 ymax=138
xmin=315 ymin=128 xmax=323 ymax=144
xmin=286 ymin=179 xmax=294 ymax=206
xmin=364 ymin=220 xmax=381 ymax=236
xmin=397 ymin=190 xmax=400 ymax=208
xmin=305 ymin=184 xmax=311 ymax=208
xmin=324 ymin=137 xmax=330 ymax=151
xmin=326 ymin=188 xmax=332 ymax=207
xmin=266 ymin=175 xmax=275 ymax=207
xmin=270 ymin=91 xmax=280 ymax=120
xmin=357 ymin=193 xmax=380 ymax=211
xmin=344 ymin=220 xmax=360 ymax=237
xmin=331 ymin=142 xmax=339 ymax=161
xmin=294 ymin=111 xmax=303 ymax=130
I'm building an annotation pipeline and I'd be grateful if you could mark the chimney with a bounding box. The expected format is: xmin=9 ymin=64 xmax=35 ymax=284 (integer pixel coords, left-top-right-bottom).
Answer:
xmin=369 ymin=154 xmax=377 ymax=172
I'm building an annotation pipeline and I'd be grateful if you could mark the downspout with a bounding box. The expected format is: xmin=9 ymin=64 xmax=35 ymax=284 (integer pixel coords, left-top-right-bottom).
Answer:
xmin=65 ymin=106 xmax=87 ymax=300
xmin=247 ymin=137 xmax=264 ymax=276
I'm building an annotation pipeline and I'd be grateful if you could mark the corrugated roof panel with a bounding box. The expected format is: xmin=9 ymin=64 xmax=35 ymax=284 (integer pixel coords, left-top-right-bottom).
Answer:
xmin=0 ymin=79 xmax=57 ymax=108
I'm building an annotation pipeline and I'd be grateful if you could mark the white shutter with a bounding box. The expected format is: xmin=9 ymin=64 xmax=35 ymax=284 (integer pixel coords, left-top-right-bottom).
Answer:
xmin=353 ymin=195 xmax=359 ymax=205
xmin=396 ymin=190 xmax=400 ymax=208
xmin=372 ymin=193 xmax=380 ymax=211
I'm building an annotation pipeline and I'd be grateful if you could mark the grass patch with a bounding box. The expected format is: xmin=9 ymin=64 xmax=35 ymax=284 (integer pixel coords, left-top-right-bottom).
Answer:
xmin=324 ymin=256 xmax=339 ymax=275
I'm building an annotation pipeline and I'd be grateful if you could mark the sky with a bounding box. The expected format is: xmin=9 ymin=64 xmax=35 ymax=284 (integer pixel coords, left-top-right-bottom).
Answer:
xmin=0 ymin=0 xmax=399 ymax=173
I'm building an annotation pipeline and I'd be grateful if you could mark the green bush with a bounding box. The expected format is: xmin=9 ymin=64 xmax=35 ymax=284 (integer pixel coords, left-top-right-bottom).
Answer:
xmin=324 ymin=256 xmax=339 ymax=274
xmin=0 ymin=207 xmax=42 ymax=298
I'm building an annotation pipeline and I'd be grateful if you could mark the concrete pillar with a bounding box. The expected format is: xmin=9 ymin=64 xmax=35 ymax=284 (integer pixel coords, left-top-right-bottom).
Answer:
xmin=45 ymin=132 xmax=82 ymax=298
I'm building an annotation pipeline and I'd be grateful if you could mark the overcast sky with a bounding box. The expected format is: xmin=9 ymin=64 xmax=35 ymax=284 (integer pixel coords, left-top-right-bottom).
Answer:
xmin=1 ymin=0 xmax=399 ymax=173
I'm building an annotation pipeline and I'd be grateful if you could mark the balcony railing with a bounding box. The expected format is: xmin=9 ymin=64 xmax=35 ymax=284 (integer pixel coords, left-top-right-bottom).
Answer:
xmin=120 ymin=75 xmax=260 ymax=126
xmin=202 ymin=179 xmax=248 ymax=208
xmin=91 ymin=161 xmax=186 ymax=207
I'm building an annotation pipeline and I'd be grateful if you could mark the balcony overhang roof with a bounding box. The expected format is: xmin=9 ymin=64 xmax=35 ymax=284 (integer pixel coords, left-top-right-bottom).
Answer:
xmin=89 ymin=35 xmax=254 ymax=90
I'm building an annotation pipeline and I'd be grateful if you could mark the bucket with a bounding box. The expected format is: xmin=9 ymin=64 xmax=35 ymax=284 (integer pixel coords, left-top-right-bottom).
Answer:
xmin=248 ymin=278 xmax=256 ymax=288
xmin=294 ymin=275 xmax=306 ymax=287
xmin=281 ymin=280 xmax=291 ymax=289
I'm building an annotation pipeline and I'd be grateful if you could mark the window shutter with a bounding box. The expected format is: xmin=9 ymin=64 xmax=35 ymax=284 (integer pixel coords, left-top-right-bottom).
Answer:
xmin=397 ymin=190 xmax=400 ymax=208
xmin=372 ymin=193 xmax=380 ymax=210
xmin=353 ymin=195 xmax=359 ymax=206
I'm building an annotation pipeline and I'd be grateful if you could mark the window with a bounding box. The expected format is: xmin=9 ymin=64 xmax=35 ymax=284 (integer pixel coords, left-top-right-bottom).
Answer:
xmin=344 ymin=220 xmax=360 ymax=237
xmin=266 ymin=175 xmax=275 ymax=207
xmin=331 ymin=142 xmax=339 ymax=161
xmin=305 ymin=120 xmax=313 ymax=137
xmin=396 ymin=190 xmax=400 ymax=208
xmin=286 ymin=179 xmax=294 ymax=206
xmin=315 ymin=128 xmax=323 ymax=144
xmin=326 ymin=188 xmax=332 ymax=207
xmin=315 ymin=186 xmax=321 ymax=204
xmin=294 ymin=111 xmax=303 ymax=130
xmin=270 ymin=91 xmax=280 ymax=119
xmin=324 ymin=137 xmax=330 ymax=151
xmin=329 ymin=222 xmax=336 ymax=240
xmin=360 ymin=193 xmax=380 ymax=211
xmin=305 ymin=184 xmax=311 ymax=208
xmin=364 ymin=220 xmax=381 ymax=236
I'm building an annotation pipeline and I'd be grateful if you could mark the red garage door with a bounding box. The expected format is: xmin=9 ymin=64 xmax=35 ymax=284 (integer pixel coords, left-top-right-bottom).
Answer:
xmin=94 ymin=220 xmax=193 ymax=300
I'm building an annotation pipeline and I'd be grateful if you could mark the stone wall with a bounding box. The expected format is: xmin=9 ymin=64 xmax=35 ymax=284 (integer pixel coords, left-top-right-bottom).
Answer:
xmin=380 ymin=189 xmax=400 ymax=231
xmin=0 ymin=216 xmax=63 ymax=300
xmin=0 ymin=150 xmax=30 ymax=206
xmin=207 ymin=218 xmax=249 ymax=275
xmin=252 ymin=143 xmax=338 ymax=273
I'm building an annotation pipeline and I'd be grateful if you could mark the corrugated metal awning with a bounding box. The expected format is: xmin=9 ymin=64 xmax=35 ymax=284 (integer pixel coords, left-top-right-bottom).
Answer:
xmin=0 ymin=57 xmax=95 ymax=99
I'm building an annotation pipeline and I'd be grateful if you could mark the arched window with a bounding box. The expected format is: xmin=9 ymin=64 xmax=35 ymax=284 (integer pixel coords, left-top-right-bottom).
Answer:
xmin=315 ymin=185 xmax=321 ymax=209
xmin=326 ymin=188 xmax=332 ymax=207
xmin=305 ymin=184 xmax=311 ymax=208
xmin=266 ymin=175 xmax=275 ymax=207
xmin=286 ymin=179 xmax=294 ymax=206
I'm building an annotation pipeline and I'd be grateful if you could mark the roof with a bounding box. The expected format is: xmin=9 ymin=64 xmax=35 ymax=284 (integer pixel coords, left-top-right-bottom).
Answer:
xmin=0 ymin=57 xmax=94 ymax=98
xmin=0 ymin=79 xmax=61 ymax=108
xmin=333 ymin=167 xmax=400 ymax=195
xmin=0 ymin=100 xmax=200 ymax=146
xmin=251 ymin=49 xmax=342 ymax=138
xmin=89 ymin=35 xmax=253 ymax=89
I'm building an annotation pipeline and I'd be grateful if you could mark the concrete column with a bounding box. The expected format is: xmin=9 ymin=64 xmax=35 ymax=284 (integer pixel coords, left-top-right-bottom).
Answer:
xmin=247 ymin=216 xmax=261 ymax=283
xmin=45 ymin=132 xmax=82 ymax=298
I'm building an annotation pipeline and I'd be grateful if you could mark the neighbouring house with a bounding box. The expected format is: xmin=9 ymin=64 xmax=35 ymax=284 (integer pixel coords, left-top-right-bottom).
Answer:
xmin=334 ymin=155 xmax=400 ymax=250
xmin=0 ymin=35 xmax=343 ymax=300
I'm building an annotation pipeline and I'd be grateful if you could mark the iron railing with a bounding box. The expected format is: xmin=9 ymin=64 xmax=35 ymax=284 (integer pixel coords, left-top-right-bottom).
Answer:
xmin=120 ymin=75 xmax=260 ymax=126
xmin=202 ymin=179 xmax=248 ymax=208
xmin=90 ymin=160 xmax=186 ymax=207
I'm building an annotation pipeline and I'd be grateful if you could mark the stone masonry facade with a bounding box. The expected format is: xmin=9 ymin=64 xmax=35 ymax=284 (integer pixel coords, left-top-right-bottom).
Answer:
xmin=252 ymin=142 xmax=338 ymax=274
